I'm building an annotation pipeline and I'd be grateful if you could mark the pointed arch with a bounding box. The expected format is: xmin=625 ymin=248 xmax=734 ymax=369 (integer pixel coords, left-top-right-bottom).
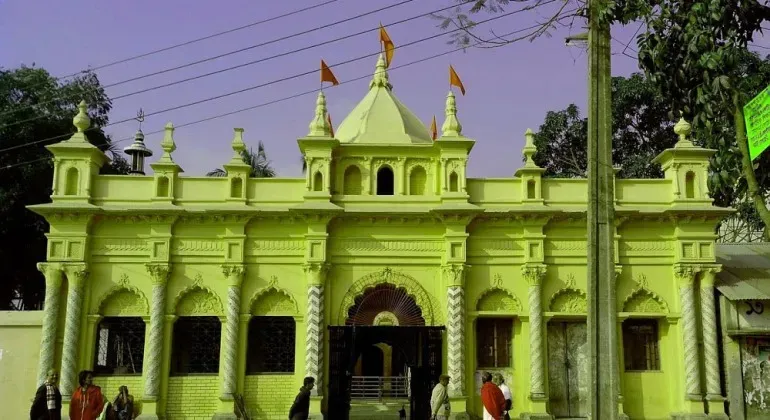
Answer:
xmin=338 ymin=268 xmax=439 ymax=325
xmin=622 ymin=288 xmax=669 ymax=313
xmin=173 ymin=283 xmax=223 ymax=316
xmin=94 ymin=279 xmax=149 ymax=316
xmin=475 ymin=288 xmax=522 ymax=312
xmin=549 ymin=287 xmax=587 ymax=313
xmin=248 ymin=285 xmax=298 ymax=316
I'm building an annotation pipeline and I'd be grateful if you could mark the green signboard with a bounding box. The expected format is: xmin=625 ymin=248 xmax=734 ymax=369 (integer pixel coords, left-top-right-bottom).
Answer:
xmin=745 ymin=84 xmax=770 ymax=160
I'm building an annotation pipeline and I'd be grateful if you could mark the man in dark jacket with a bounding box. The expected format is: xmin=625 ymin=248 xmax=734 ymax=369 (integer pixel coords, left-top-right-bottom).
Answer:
xmin=288 ymin=377 xmax=315 ymax=420
xmin=30 ymin=370 xmax=62 ymax=420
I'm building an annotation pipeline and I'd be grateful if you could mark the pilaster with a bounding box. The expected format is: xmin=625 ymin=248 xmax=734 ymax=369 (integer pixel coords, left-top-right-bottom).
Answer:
xmin=141 ymin=263 xmax=171 ymax=420
xmin=36 ymin=262 xmax=63 ymax=387
xmin=304 ymin=262 xmax=329 ymax=399
xmin=674 ymin=263 xmax=705 ymax=413
xmin=443 ymin=263 xmax=468 ymax=397
xmin=699 ymin=265 xmax=727 ymax=418
xmin=220 ymin=265 xmax=245 ymax=402
xmin=521 ymin=264 xmax=550 ymax=417
xmin=60 ymin=263 xmax=89 ymax=400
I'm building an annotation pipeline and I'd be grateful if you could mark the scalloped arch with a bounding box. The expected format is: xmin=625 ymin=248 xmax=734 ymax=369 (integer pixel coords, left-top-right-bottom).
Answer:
xmin=173 ymin=284 xmax=223 ymax=316
xmin=248 ymin=286 xmax=298 ymax=316
xmin=622 ymin=288 xmax=669 ymax=313
xmin=549 ymin=287 xmax=587 ymax=313
xmin=96 ymin=284 xmax=149 ymax=316
xmin=338 ymin=268 xmax=439 ymax=326
xmin=475 ymin=288 xmax=522 ymax=312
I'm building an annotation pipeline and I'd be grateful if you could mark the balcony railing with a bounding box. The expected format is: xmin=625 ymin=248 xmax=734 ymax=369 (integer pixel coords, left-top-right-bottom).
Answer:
xmin=350 ymin=376 xmax=410 ymax=400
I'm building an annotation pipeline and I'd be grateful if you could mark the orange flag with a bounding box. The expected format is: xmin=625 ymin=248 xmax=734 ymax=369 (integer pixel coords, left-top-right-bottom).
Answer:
xmin=327 ymin=113 xmax=334 ymax=137
xmin=449 ymin=65 xmax=466 ymax=96
xmin=320 ymin=60 xmax=339 ymax=86
xmin=430 ymin=116 xmax=438 ymax=140
xmin=379 ymin=24 xmax=395 ymax=68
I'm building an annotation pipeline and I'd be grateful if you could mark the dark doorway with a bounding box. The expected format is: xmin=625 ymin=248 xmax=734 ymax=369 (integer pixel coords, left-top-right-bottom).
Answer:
xmin=327 ymin=326 xmax=443 ymax=420
xmin=376 ymin=166 xmax=394 ymax=195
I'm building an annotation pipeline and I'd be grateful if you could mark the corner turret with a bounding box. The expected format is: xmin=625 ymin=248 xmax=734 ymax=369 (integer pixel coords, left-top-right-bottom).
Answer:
xmin=297 ymin=91 xmax=339 ymax=209
xmin=150 ymin=123 xmax=184 ymax=204
xmin=435 ymin=91 xmax=475 ymax=207
xmin=514 ymin=128 xmax=545 ymax=203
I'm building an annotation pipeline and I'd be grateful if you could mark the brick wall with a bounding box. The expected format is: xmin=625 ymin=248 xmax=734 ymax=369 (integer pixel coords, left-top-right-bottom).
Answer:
xmin=166 ymin=376 xmax=220 ymax=420
xmin=243 ymin=374 xmax=296 ymax=420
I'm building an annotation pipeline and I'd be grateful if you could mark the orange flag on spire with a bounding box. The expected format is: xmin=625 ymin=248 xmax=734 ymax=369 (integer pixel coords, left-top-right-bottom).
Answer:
xmin=379 ymin=23 xmax=395 ymax=68
xmin=327 ymin=113 xmax=334 ymax=137
xmin=320 ymin=60 xmax=339 ymax=86
xmin=449 ymin=65 xmax=466 ymax=95
xmin=430 ymin=116 xmax=438 ymax=140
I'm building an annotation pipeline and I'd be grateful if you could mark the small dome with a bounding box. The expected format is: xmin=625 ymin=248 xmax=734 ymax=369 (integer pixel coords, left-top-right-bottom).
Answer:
xmin=335 ymin=55 xmax=432 ymax=145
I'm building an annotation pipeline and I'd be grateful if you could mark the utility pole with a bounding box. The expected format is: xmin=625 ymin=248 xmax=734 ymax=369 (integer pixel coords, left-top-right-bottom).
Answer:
xmin=585 ymin=0 xmax=619 ymax=418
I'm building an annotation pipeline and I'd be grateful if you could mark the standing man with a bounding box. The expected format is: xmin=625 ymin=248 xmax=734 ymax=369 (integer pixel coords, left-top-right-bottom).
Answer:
xmin=69 ymin=370 xmax=104 ymax=420
xmin=492 ymin=373 xmax=512 ymax=420
xmin=288 ymin=377 xmax=315 ymax=420
xmin=430 ymin=374 xmax=451 ymax=419
xmin=30 ymin=370 xmax=62 ymax=420
xmin=480 ymin=372 xmax=505 ymax=420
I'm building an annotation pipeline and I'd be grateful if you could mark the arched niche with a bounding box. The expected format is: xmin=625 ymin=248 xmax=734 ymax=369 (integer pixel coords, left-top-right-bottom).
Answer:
xmin=622 ymin=288 xmax=669 ymax=313
xmin=65 ymin=167 xmax=79 ymax=196
xmin=249 ymin=286 xmax=298 ymax=316
xmin=343 ymin=165 xmax=362 ymax=195
xmin=448 ymin=172 xmax=459 ymax=192
xmin=685 ymin=171 xmax=696 ymax=199
xmin=476 ymin=288 xmax=522 ymax=312
xmin=313 ymin=171 xmax=324 ymax=192
xmin=173 ymin=285 xmax=223 ymax=316
xmin=376 ymin=166 xmax=395 ymax=195
xmin=408 ymin=166 xmax=427 ymax=195
xmin=549 ymin=287 xmax=587 ymax=313
xmin=93 ymin=277 xmax=149 ymax=316
xmin=338 ymin=268 xmax=439 ymax=325
xmin=230 ymin=177 xmax=244 ymax=198
xmin=156 ymin=176 xmax=170 ymax=197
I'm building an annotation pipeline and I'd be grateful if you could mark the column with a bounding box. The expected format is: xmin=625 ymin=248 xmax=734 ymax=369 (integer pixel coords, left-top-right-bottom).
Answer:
xmin=304 ymin=262 xmax=329 ymax=396
xmin=144 ymin=263 xmax=171 ymax=401
xmin=675 ymin=264 xmax=702 ymax=401
xmin=700 ymin=266 xmax=727 ymax=415
xmin=221 ymin=264 xmax=245 ymax=399
xmin=522 ymin=264 xmax=547 ymax=400
xmin=60 ymin=263 xmax=89 ymax=399
xmin=36 ymin=263 xmax=63 ymax=387
xmin=444 ymin=264 xmax=467 ymax=397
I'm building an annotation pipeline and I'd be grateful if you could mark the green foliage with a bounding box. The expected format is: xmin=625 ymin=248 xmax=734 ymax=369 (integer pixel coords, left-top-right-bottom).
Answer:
xmin=533 ymin=73 xmax=675 ymax=178
xmin=207 ymin=141 xmax=276 ymax=178
xmin=0 ymin=66 xmax=128 ymax=309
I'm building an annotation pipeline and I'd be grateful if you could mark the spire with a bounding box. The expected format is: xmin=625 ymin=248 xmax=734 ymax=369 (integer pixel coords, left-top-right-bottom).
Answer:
xmin=307 ymin=91 xmax=331 ymax=137
xmin=158 ymin=122 xmax=177 ymax=163
xmin=522 ymin=128 xmax=540 ymax=167
xmin=229 ymin=128 xmax=247 ymax=163
xmin=369 ymin=54 xmax=392 ymax=90
xmin=68 ymin=100 xmax=91 ymax=143
xmin=441 ymin=91 xmax=462 ymax=137
xmin=673 ymin=115 xmax=695 ymax=148
xmin=123 ymin=129 xmax=153 ymax=175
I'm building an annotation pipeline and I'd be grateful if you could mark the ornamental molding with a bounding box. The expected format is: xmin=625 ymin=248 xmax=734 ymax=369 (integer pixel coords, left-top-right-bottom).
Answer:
xmin=331 ymin=239 xmax=443 ymax=254
xmin=443 ymin=264 xmax=469 ymax=288
xmin=146 ymin=263 xmax=172 ymax=285
xmin=247 ymin=239 xmax=305 ymax=254
xmin=175 ymin=239 xmax=225 ymax=254
xmin=248 ymin=281 xmax=299 ymax=316
xmin=548 ymin=275 xmax=586 ymax=313
xmin=92 ymin=238 xmax=150 ymax=255
xmin=521 ymin=264 xmax=547 ymax=286
xmin=475 ymin=287 xmax=522 ymax=312
xmin=171 ymin=277 xmax=224 ymax=316
xmin=620 ymin=274 xmax=669 ymax=313
xmin=63 ymin=263 xmax=89 ymax=288
xmin=94 ymin=274 xmax=150 ymax=316
xmin=330 ymin=215 xmax=443 ymax=226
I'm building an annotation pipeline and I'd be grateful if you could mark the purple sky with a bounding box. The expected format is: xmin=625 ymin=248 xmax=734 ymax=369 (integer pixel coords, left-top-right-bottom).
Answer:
xmin=2 ymin=0 xmax=767 ymax=177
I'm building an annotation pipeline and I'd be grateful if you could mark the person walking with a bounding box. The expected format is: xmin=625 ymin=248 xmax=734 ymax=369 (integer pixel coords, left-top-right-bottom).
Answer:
xmin=492 ymin=373 xmax=512 ymax=420
xmin=30 ymin=370 xmax=62 ymax=420
xmin=430 ymin=374 xmax=451 ymax=419
xmin=288 ymin=377 xmax=315 ymax=420
xmin=480 ymin=372 xmax=505 ymax=420
xmin=69 ymin=370 xmax=105 ymax=420
xmin=111 ymin=386 xmax=134 ymax=420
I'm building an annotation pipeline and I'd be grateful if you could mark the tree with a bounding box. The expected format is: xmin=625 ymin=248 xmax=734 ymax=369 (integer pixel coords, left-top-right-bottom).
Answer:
xmin=207 ymin=141 xmax=276 ymax=178
xmin=0 ymin=66 xmax=129 ymax=310
xmin=533 ymin=73 xmax=675 ymax=179
xmin=636 ymin=0 xmax=770 ymax=237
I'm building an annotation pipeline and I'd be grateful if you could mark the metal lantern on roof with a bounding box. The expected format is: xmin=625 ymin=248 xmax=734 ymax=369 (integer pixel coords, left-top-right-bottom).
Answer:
xmin=123 ymin=109 xmax=153 ymax=175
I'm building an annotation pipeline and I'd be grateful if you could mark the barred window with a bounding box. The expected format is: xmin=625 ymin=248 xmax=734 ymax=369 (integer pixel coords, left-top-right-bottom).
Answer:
xmin=171 ymin=317 xmax=222 ymax=375
xmin=247 ymin=316 xmax=296 ymax=373
xmin=623 ymin=319 xmax=660 ymax=371
xmin=94 ymin=317 xmax=146 ymax=375
xmin=476 ymin=318 xmax=513 ymax=368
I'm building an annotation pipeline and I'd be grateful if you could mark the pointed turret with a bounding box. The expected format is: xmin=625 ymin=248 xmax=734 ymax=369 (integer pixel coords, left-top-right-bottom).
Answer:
xmin=223 ymin=128 xmax=252 ymax=203
xmin=150 ymin=122 xmax=183 ymax=203
xmin=441 ymin=91 xmax=463 ymax=138
xmin=307 ymin=92 xmax=332 ymax=137
xmin=369 ymin=54 xmax=393 ymax=91
xmin=123 ymin=130 xmax=153 ymax=175
xmin=515 ymin=129 xmax=545 ymax=203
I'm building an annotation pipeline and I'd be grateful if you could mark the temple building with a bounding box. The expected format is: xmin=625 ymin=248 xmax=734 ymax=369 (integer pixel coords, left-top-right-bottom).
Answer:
xmin=3 ymin=54 xmax=736 ymax=419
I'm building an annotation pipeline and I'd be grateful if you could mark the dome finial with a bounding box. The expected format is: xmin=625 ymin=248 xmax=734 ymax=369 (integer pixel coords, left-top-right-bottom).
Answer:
xmin=159 ymin=122 xmax=177 ymax=162
xmin=441 ymin=91 xmax=462 ymax=137
xmin=71 ymin=100 xmax=91 ymax=138
xmin=308 ymin=92 xmax=331 ymax=137
xmin=522 ymin=128 xmax=540 ymax=167
xmin=369 ymin=54 xmax=392 ymax=90
xmin=231 ymin=128 xmax=246 ymax=161
xmin=673 ymin=114 xmax=694 ymax=147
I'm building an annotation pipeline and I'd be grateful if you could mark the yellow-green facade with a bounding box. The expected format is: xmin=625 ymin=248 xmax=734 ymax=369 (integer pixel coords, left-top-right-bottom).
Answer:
xmin=16 ymin=56 xmax=735 ymax=420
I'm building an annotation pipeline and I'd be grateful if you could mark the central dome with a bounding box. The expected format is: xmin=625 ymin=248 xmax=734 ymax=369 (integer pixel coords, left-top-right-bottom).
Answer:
xmin=334 ymin=55 xmax=433 ymax=145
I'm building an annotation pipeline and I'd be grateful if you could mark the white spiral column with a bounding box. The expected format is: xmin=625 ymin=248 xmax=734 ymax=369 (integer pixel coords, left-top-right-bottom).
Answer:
xmin=444 ymin=264 xmax=467 ymax=397
xmin=221 ymin=264 xmax=245 ymax=399
xmin=304 ymin=263 xmax=329 ymax=396
xmin=59 ymin=264 xmax=89 ymax=400
xmin=36 ymin=263 xmax=63 ymax=387
xmin=144 ymin=264 xmax=171 ymax=400
xmin=700 ymin=266 xmax=723 ymax=399
xmin=522 ymin=264 xmax=547 ymax=399
xmin=675 ymin=264 xmax=702 ymax=399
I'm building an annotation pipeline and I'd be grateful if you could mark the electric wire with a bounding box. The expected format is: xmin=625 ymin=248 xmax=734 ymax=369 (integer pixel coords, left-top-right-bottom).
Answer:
xmin=0 ymin=0 xmax=556 ymax=157
xmin=0 ymin=14 xmax=569 ymax=172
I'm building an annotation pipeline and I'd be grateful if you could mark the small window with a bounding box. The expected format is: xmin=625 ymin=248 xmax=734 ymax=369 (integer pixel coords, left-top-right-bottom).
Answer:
xmin=230 ymin=177 xmax=243 ymax=198
xmin=623 ymin=319 xmax=660 ymax=371
xmin=449 ymin=172 xmax=459 ymax=192
xmin=527 ymin=179 xmax=537 ymax=199
xmin=246 ymin=316 xmax=296 ymax=373
xmin=476 ymin=318 xmax=512 ymax=368
xmin=171 ymin=317 xmax=222 ymax=375
xmin=65 ymin=167 xmax=79 ymax=196
xmin=313 ymin=171 xmax=324 ymax=192
xmin=685 ymin=171 xmax=696 ymax=199
xmin=343 ymin=166 xmax=362 ymax=195
xmin=93 ymin=317 xmax=146 ymax=375
xmin=156 ymin=176 xmax=169 ymax=197
xmin=376 ymin=166 xmax=394 ymax=196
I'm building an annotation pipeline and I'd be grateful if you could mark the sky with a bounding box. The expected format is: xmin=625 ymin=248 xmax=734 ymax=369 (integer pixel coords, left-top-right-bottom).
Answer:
xmin=1 ymin=0 xmax=767 ymax=178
